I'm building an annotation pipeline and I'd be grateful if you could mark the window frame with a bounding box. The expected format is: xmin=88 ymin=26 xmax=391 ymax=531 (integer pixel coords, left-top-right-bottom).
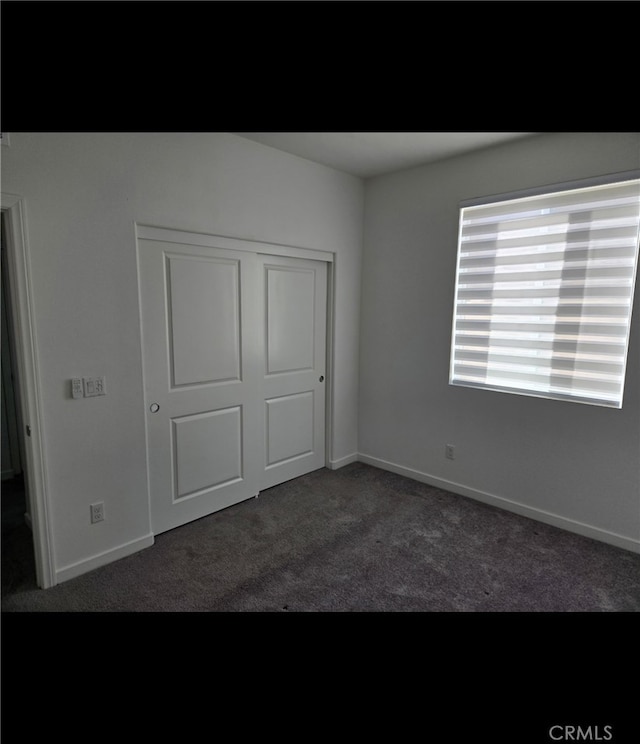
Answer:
xmin=449 ymin=170 xmax=640 ymax=409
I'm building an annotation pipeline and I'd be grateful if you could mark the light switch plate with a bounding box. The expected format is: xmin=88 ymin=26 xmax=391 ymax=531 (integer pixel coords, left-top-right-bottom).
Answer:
xmin=71 ymin=378 xmax=84 ymax=399
xmin=83 ymin=376 xmax=106 ymax=397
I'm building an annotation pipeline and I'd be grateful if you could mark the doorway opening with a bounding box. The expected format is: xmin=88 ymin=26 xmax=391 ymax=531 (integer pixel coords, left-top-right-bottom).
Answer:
xmin=1 ymin=195 xmax=54 ymax=590
xmin=1 ymin=211 xmax=37 ymax=594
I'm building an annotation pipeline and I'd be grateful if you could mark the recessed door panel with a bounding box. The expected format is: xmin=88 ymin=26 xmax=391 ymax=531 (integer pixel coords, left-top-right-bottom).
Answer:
xmin=266 ymin=267 xmax=315 ymax=374
xmin=173 ymin=406 xmax=242 ymax=499
xmin=266 ymin=392 xmax=314 ymax=467
xmin=168 ymin=255 xmax=240 ymax=387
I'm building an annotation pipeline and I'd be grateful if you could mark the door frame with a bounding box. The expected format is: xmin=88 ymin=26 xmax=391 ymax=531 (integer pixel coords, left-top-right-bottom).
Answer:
xmin=2 ymin=193 xmax=55 ymax=589
xmin=135 ymin=223 xmax=336 ymax=519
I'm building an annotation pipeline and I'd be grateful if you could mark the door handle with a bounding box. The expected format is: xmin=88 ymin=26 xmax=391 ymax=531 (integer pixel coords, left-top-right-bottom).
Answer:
xmin=150 ymin=403 xmax=160 ymax=413
xmin=319 ymin=375 xmax=324 ymax=383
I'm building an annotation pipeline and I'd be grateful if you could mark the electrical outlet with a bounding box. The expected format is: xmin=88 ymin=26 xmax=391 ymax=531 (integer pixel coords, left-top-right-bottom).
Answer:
xmin=90 ymin=502 xmax=105 ymax=524
xmin=445 ymin=444 xmax=455 ymax=460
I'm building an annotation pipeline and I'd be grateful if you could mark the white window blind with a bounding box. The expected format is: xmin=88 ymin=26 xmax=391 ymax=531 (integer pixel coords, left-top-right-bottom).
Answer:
xmin=450 ymin=175 xmax=640 ymax=408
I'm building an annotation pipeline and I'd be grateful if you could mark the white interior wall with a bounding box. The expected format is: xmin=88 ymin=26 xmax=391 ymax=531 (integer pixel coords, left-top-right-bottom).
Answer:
xmin=359 ymin=132 xmax=640 ymax=549
xmin=1 ymin=132 xmax=363 ymax=580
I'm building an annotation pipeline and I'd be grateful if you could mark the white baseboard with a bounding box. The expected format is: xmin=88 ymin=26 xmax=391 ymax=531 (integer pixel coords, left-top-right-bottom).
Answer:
xmin=358 ymin=453 xmax=640 ymax=555
xmin=327 ymin=453 xmax=359 ymax=470
xmin=55 ymin=533 xmax=155 ymax=585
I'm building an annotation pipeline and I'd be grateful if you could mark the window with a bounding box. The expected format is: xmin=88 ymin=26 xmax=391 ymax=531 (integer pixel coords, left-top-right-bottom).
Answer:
xmin=450 ymin=174 xmax=640 ymax=408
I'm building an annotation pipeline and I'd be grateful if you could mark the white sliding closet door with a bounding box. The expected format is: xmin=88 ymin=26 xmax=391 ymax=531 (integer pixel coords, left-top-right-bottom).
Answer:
xmin=259 ymin=255 xmax=326 ymax=491
xmin=138 ymin=239 xmax=327 ymax=535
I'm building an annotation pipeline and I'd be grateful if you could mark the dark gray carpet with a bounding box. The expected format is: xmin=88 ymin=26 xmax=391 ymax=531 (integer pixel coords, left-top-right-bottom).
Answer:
xmin=2 ymin=463 xmax=639 ymax=611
